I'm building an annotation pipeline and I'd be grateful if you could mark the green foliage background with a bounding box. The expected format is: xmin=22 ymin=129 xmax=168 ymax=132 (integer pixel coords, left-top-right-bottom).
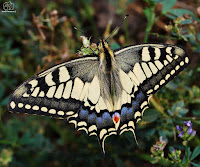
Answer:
xmin=0 ymin=0 xmax=200 ymax=166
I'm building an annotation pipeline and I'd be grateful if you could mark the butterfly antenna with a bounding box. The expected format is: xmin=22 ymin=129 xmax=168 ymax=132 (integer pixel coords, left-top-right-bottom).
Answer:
xmin=74 ymin=27 xmax=97 ymax=55
xmin=105 ymin=14 xmax=129 ymax=42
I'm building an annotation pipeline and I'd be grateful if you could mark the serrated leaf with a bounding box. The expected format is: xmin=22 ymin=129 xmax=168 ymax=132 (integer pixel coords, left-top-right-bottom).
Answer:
xmin=191 ymin=146 xmax=200 ymax=160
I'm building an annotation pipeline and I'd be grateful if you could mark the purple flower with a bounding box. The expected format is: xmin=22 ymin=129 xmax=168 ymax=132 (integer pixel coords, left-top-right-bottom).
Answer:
xmin=184 ymin=120 xmax=192 ymax=127
xmin=192 ymin=130 xmax=196 ymax=136
xmin=178 ymin=130 xmax=184 ymax=138
xmin=176 ymin=125 xmax=183 ymax=131
xmin=187 ymin=127 xmax=193 ymax=135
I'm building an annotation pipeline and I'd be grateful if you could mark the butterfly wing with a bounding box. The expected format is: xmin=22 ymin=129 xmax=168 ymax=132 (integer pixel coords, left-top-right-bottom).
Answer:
xmin=8 ymin=56 xmax=102 ymax=127
xmin=113 ymin=43 xmax=190 ymax=140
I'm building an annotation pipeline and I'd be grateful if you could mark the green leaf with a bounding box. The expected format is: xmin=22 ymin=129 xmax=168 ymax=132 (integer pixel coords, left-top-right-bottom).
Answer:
xmin=191 ymin=162 xmax=200 ymax=167
xmin=181 ymin=19 xmax=192 ymax=24
xmin=162 ymin=0 xmax=176 ymax=14
xmin=143 ymin=109 xmax=160 ymax=123
xmin=168 ymin=8 xmax=195 ymax=18
xmin=191 ymin=146 xmax=200 ymax=160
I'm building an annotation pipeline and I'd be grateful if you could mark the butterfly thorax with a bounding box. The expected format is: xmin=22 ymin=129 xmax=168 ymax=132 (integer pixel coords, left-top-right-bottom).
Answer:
xmin=98 ymin=40 xmax=115 ymax=73
xmin=98 ymin=40 xmax=120 ymax=109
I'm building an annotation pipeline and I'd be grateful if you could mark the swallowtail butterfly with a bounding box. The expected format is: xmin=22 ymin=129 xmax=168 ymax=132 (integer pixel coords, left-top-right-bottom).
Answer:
xmin=8 ymin=39 xmax=190 ymax=154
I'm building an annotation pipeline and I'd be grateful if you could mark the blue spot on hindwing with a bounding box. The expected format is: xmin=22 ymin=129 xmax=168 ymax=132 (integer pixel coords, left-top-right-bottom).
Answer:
xmin=103 ymin=112 xmax=113 ymax=126
xmin=88 ymin=113 xmax=96 ymax=124
xmin=128 ymin=108 xmax=134 ymax=119
xmin=136 ymin=91 xmax=145 ymax=101
xmin=97 ymin=117 xmax=104 ymax=128
xmin=79 ymin=108 xmax=88 ymax=119
xmin=103 ymin=112 xmax=111 ymax=121
xmin=132 ymin=100 xmax=139 ymax=108
xmin=120 ymin=107 xmax=128 ymax=122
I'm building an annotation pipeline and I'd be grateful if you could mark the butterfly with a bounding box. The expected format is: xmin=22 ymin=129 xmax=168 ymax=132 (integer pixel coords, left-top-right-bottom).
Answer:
xmin=8 ymin=39 xmax=190 ymax=154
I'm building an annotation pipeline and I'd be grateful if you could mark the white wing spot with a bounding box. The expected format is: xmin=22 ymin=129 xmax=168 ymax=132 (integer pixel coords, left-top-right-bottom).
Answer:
xmin=120 ymin=124 xmax=127 ymax=130
xmin=98 ymin=97 xmax=107 ymax=110
xmin=88 ymin=75 xmax=100 ymax=105
xmin=165 ymin=74 xmax=170 ymax=80
xmin=46 ymin=86 xmax=56 ymax=98
xmin=66 ymin=111 xmax=74 ymax=116
xmin=166 ymin=55 xmax=173 ymax=62
xmin=31 ymin=87 xmax=40 ymax=97
xmin=80 ymin=82 xmax=90 ymax=101
xmin=128 ymin=71 xmax=140 ymax=86
xmin=147 ymin=89 xmax=153 ymax=94
xmin=141 ymin=47 xmax=151 ymax=61
xmin=154 ymin=84 xmax=159 ymax=90
xmin=134 ymin=111 xmax=141 ymax=119
xmin=32 ymin=105 xmax=39 ymax=110
xmin=170 ymin=70 xmax=175 ymax=75
xmin=28 ymin=80 xmax=38 ymax=88
xmin=18 ymin=103 xmax=23 ymax=108
xmin=154 ymin=60 xmax=164 ymax=70
xmin=100 ymin=129 xmax=107 ymax=139
xmin=128 ymin=121 xmax=135 ymax=129
xmin=78 ymin=121 xmax=87 ymax=127
xmin=141 ymin=101 xmax=147 ymax=109
xmin=49 ymin=109 xmax=56 ymax=114
xmin=38 ymin=91 xmax=45 ymax=97
xmin=23 ymin=93 xmax=30 ymax=97
xmin=71 ymin=77 xmax=84 ymax=100
xmin=166 ymin=47 xmax=172 ymax=55
xmin=164 ymin=60 xmax=169 ymax=66
xmin=69 ymin=120 xmax=77 ymax=128
xmin=57 ymin=111 xmax=64 ymax=116
xmin=10 ymin=101 xmax=16 ymax=109
xmin=148 ymin=62 xmax=158 ymax=74
xmin=59 ymin=66 xmax=70 ymax=83
xmin=121 ymin=90 xmax=128 ymax=106
xmin=45 ymin=73 xmax=56 ymax=86
xmin=180 ymin=61 xmax=184 ymax=66
xmin=133 ymin=63 xmax=146 ymax=83
xmin=154 ymin=47 xmax=161 ymax=59
xmin=88 ymin=125 xmax=97 ymax=132
xmin=141 ymin=62 xmax=152 ymax=78
xmin=160 ymin=79 xmax=165 ymax=85
xmin=25 ymin=104 xmax=31 ymax=109
xmin=63 ymin=80 xmax=72 ymax=99
xmin=119 ymin=69 xmax=133 ymax=94
xmin=175 ymin=65 xmax=180 ymax=71
xmin=41 ymin=107 xmax=48 ymax=112
xmin=185 ymin=57 xmax=189 ymax=63
xmin=174 ymin=55 xmax=179 ymax=59
xmin=54 ymin=83 xmax=64 ymax=99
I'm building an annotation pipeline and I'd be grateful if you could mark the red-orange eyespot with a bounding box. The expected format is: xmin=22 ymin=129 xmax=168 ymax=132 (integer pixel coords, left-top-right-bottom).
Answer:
xmin=112 ymin=112 xmax=120 ymax=123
